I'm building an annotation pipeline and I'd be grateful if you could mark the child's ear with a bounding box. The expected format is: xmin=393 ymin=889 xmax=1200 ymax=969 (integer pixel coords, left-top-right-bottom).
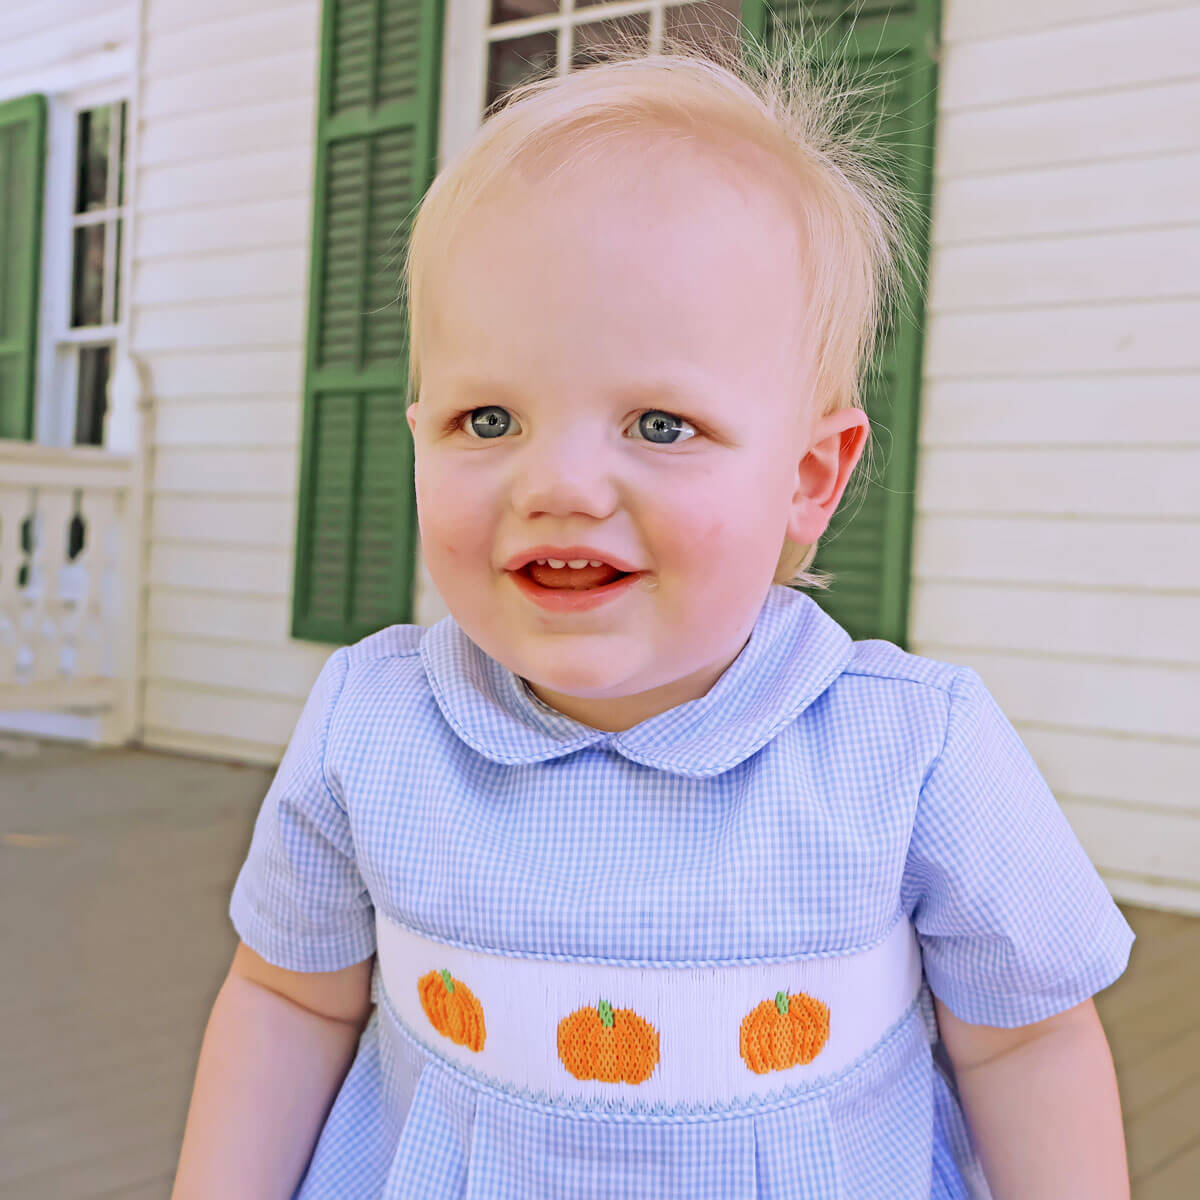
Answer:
xmin=406 ymin=402 xmax=419 ymax=436
xmin=785 ymin=407 xmax=870 ymax=545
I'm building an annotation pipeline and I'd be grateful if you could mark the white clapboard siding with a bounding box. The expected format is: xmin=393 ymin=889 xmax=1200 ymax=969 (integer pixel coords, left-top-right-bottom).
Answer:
xmin=138 ymin=148 xmax=313 ymax=213
xmin=940 ymin=7 xmax=1200 ymax=106
xmin=943 ymin=0 xmax=1193 ymax=41
xmin=135 ymin=196 xmax=312 ymax=258
xmin=911 ymin=584 xmax=1200 ymax=667
xmin=153 ymin=399 xmax=300 ymax=448
xmin=146 ymin=588 xmax=291 ymax=644
xmin=920 ymin=1 xmax=1200 ymax=912
xmin=139 ymin=99 xmax=315 ymax=167
xmin=143 ymin=6 xmax=318 ymax=76
xmin=914 ymin=514 xmax=1200 ymax=591
xmin=934 ymin=152 xmax=1200 ymax=244
xmin=141 ymin=48 xmax=317 ymax=121
xmin=146 ymin=635 xmax=330 ymax=702
xmin=151 ymin=447 xmax=298 ymax=496
xmin=149 ymin=351 xmax=304 ymax=400
xmin=929 ymin=229 xmax=1200 ymax=311
xmin=0 ymin=3 xmax=135 ymax=104
xmin=136 ymin=249 xmax=308 ymax=305
xmin=920 ymin=376 xmax=1200 ymax=443
xmin=147 ymin=542 xmax=294 ymax=598
xmin=133 ymin=298 xmax=309 ymax=354
xmin=150 ymin=494 xmax=296 ymax=546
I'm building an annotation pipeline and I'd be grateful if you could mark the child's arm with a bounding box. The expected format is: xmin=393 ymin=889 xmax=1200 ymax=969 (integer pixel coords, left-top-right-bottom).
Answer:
xmin=933 ymin=995 xmax=1129 ymax=1200
xmin=171 ymin=941 xmax=374 ymax=1200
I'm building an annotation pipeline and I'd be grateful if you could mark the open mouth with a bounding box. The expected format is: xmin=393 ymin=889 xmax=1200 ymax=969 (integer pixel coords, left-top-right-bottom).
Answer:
xmin=518 ymin=561 xmax=634 ymax=591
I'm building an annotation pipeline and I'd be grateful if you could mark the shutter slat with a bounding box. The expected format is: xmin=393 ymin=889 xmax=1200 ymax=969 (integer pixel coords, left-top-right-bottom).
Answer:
xmin=754 ymin=1 xmax=938 ymax=645
xmin=292 ymin=0 xmax=439 ymax=642
xmin=0 ymin=94 xmax=46 ymax=441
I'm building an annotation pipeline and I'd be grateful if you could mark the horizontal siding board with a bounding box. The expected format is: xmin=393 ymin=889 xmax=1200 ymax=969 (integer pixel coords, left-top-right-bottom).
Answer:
xmin=141 ymin=49 xmax=319 ymax=120
xmin=132 ymin=299 xmax=306 ymax=353
xmin=139 ymin=99 xmax=314 ymax=167
xmin=151 ymin=447 xmax=298 ymax=495
xmin=140 ymin=724 xmax=283 ymax=767
xmin=146 ymin=588 xmax=291 ymax=643
xmin=1023 ymin=727 xmax=1200 ymax=815
xmin=935 ymin=652 xmax=1199 ymax=741
xmin=148 ymin=351 xmax=303 ymax=399
xmin=932 ymin=152 xmax=1200 ymax=243
xmin=135 ymin=196 xmax=311 ymax=257
xmin=910 ymin=583 xmax=1200 ymax=667
xmin=938 ymin=79 xmax=1200 ymax=177
xmin=7 ymin=0 xmax=114 ymax=40
xmin=1060 ymin=798 xmax=1200 ymax=883
xmin=138 ymin=148 xmax=312 ymax=213
xmin=917 ymin=447 xmax=1200 ymax=518
xmin=149 ymin=495 xmax=296 ymax=545
xmin=928 ymin=228 xmax=1200 ymax=310
xmin=939 ymin=8 xmax=1200 ymax=108
xmin=143 ymin=681 xmax=307 ymax=751
xmin=147 ymin=543 xmax=293 ymax=597
xmin=924 ymin=302 xmax=1200 ymax=376
xmin=912 ymin=515 xmax=1200 ymax=591
xmin=146 ymin=634 xmax=329 ymax=701
xmin=153 ymin=399 xmax=300 ymax=448
xmin=145 ymin=0 xmax=316 ymax=35
xmin=144 ymin=6 xmax=317 ymax=76
xmin=136 ymin=249 xmax=308 ymax=305
xmin=919 ymin=375 xmax=1200 ymax=444
xmin=943 ymin=0 xmax=1193 ymax=42
xmin=0 ymin=8 xmax=134 ymax=79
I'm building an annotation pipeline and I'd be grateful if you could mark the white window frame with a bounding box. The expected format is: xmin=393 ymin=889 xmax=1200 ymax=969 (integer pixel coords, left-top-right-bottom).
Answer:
xmin=34 ymin=78 xmax=131 ymax=449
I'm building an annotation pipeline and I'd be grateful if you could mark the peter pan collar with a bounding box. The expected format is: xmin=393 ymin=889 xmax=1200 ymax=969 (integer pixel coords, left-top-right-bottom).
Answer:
xmin=419 ymin=584 xmax=854 ymax=778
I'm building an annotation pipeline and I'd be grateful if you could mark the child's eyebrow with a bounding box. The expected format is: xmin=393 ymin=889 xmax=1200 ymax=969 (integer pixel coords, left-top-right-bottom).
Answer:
xmin=445 ymin=373 xmax=717 ymax=411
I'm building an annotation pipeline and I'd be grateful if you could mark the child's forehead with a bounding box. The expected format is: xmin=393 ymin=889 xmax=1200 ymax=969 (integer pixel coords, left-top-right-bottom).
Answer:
xmin=423 ymin=146 xmax=812 ymax=385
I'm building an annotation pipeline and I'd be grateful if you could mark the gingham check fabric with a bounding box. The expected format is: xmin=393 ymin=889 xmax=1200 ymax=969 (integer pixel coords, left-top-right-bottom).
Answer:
xmin=229 ymin=585 xmax=1134 ymax=1198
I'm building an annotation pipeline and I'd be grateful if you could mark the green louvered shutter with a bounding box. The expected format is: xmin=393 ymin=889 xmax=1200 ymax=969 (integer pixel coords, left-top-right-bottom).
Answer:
xmin=744 ymin=1 xmax=939 ymax=646
xmin=292 ymin=0 xmax=445 ymax=643
xmin=0 ymin=94 xmax=46 ymax=441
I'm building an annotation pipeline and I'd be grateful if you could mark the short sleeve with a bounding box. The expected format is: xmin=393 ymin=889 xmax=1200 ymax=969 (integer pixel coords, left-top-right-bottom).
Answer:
xmin=903 ymin=666 xmax=1135 ymax=1028
xmin=229 ymin=646 xmax=376 ymax=972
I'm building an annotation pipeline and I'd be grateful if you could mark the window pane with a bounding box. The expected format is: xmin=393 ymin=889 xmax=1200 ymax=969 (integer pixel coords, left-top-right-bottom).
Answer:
xmin=116 ymin=102 xmax=128 ymax=206
xmin=75 ymin=106 xmax=112 ymax=214
xmin=113 ymin=218 xmax=123 ymax=323
xmin=486 ymin=30 xmax=558 ymax=116
xmin=75 ymin=345 xmax=112 ymax=446
xmin=71 ymin=225 xmax=106 ymax=326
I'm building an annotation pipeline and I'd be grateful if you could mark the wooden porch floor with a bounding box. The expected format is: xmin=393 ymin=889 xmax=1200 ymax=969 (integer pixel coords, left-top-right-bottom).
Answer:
xmin=2 ymin=736 xmax=1198 ymax=1198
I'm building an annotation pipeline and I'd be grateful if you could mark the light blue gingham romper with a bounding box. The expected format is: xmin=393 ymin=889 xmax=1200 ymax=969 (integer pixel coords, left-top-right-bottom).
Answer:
xmin=229 ymin=584 xmax=1135 ymax=1199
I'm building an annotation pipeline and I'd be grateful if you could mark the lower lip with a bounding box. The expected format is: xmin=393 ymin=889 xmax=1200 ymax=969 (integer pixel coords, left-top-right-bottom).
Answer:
xmin=507 ymin=568 xmax=644 ymax=612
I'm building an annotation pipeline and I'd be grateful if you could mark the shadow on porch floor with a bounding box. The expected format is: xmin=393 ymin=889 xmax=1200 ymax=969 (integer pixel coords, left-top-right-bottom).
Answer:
xmin=2 ymin=737 xmax=1198 ymax=1198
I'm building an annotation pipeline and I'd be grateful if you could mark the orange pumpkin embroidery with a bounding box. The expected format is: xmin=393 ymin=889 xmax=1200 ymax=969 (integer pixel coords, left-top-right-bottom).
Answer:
xmin=739 ymin=990 xmax=830 ymax=1074
xmin=417 ymin=969 xmax=486 ymax=1052
xmin=557 ymin=999 xmax=660 ymax=1084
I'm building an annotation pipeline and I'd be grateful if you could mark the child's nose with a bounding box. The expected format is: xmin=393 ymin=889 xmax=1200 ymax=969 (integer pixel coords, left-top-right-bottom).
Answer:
xmin=509 ymin=437 xmax=621 ymax=519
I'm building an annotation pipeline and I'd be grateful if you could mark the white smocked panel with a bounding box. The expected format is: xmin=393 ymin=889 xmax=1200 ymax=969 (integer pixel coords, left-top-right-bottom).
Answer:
xmin=375 ymin=908 xmax=923 ymax=1111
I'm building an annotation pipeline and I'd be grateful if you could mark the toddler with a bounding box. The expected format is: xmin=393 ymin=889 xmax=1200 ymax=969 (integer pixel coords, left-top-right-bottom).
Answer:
xmin=172 ymin=25 xmax=1134 ymax=1200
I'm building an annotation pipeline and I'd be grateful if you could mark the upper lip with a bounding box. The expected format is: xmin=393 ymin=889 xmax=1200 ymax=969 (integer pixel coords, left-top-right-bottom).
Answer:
xmin=503 ymin=545 xmax=641 ymax=573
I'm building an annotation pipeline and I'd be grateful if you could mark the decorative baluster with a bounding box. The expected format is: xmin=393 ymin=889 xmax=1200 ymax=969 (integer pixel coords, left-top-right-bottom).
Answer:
xmin=0 ymin=489 xmax=26 ymax=685
xmin=75 ymin=489 xmax=117 ymax=681
xmin=26 ymin=489 xmax=73 ymax=683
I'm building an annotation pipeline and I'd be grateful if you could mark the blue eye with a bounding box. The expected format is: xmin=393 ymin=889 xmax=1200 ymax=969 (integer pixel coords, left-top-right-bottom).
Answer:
xmin=458 ymin=406 xmax=696 ymax=444
xmin=465 ymin=406 xmax=513 ymax=439
xmin=629 ymin=410 xmax=696 ymax=445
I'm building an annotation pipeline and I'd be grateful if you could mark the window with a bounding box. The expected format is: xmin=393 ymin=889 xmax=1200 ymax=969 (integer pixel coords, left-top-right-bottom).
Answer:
xmin=63 ymin=100 xmax=127 ymax=446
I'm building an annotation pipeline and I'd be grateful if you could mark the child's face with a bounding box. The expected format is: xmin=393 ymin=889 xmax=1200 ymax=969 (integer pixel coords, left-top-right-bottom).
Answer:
xmin=407 ymin=146 xmax=867 ymax=731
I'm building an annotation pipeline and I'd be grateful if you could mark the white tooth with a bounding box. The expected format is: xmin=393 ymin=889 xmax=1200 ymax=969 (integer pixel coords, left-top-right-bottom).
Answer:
xmin=566 ymin=559 xmax=590 ymax=569
xmin=546 ymin=558 xmax=566 ymax=568
xmin=534 ymin=559 xmax=548 ymax=565
xmin=587 ymin=560 xmax=602 ymax=567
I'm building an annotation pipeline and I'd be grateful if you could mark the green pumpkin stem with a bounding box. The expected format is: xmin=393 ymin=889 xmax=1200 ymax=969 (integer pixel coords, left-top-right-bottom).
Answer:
xmin=598 ymin=999 xmax=614 ymax=1028
xmin=440 ymin=968 xmax=454 ymax=994
xmin=775 ymin=990 xmax=789 ymax=1016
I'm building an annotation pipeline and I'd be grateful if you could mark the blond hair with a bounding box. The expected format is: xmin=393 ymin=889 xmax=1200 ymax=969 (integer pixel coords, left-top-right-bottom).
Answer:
xmin=400 ymin=17 xmax=915 ymax=590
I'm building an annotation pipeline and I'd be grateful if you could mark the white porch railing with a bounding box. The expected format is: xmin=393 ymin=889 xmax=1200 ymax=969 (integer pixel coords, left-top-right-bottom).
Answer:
xmin=0 ymin=440 xmax=137 ymax=739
